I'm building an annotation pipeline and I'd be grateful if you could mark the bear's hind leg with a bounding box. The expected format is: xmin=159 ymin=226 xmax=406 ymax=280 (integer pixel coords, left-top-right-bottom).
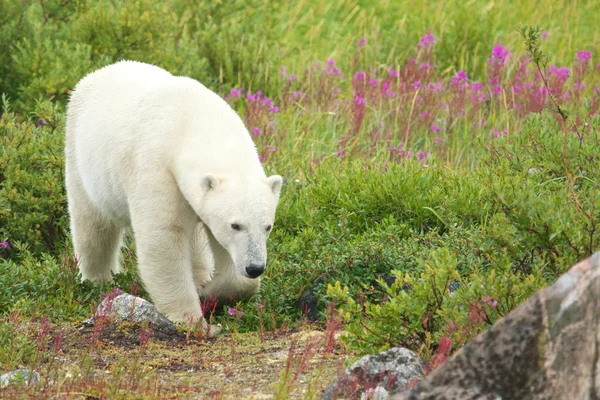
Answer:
xmin=66 ymin=174 xmax=122 ymax=282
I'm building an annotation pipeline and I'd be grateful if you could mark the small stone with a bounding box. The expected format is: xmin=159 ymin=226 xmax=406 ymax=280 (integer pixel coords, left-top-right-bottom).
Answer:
xmin=0 ymin=369 xmax=40 ymax=388
xmin=448 ymin=281 xmax=460 ymax=293
xmin=323 ymin=347 xmax=425 ymax=399
xmin=95 ymin=293 xmax=177 ymax=331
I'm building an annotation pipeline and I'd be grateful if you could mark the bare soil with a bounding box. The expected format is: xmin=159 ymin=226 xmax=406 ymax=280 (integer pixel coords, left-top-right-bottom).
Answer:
xmin=1 ymin=321 xmax=349 ymax=399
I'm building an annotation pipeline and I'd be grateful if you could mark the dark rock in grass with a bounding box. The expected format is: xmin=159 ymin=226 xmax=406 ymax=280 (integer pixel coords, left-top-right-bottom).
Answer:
xmin=297 ymin=276 xmax=328 ymax=322
xmin=0 ymin=369 xmax=40 ymax=388
xmin=447 ymin=280 xmax=460 ymax=294
xmin=323 ymin=347 xmax=426 ymax=399
xmin=92 ymin=292 xmax=177 ymax=331
xmin=394 ymin=252 xmax=600 ymax=400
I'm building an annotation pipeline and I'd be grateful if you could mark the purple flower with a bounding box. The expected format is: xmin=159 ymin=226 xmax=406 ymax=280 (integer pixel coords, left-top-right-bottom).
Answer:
xmin=246 ymin=92 xmax=257 ymax=101
xmin=434 ymin=137 xmax=444 ymax=144
xmin=430 ymin=124 xmax=441 ymax=133
xmin=489 ymin=45 xmax=510 ymax=66
xmin=252 ymin=127 xmax=262 ymax=136
xmin=428 ymin=81 xmax=443 ymax=93
xmin=420 ymin=62 xmax=432 ymax=70
xmin=353 ymin=94 xmax=366 ymax=106
xmin=419 ymin=33 xmax=436 ymax=49
xmin=227 ymin=307 xmax=244 ymax=317
xmin=0 ymin=241 xmax=9 ymax=248
xmin=417 ymin=150 xmax=429 ymax=161
xmin=576 ymin=51 xmax=592 ymax=61
xmin=36 ymin=119 xmax=47 ymax=129
xmin=291 ymin=91 xmax=304 ymax=99
xmin=492 ymin=300 xmax=498 ymax=308
xmin=326 ymin=59 xmax=336 ymax=66
xmin=354 ymin=71 xmax=367 ymax=81
xmin=289 ymin=74 xmax=297 ymax=82
xmin=368 ymin=78 xmax=379 ymax=87
xmin=357 ymin=37 xmax=366 ymax=47
xmin=258 ymin=155 xmax=264 ymax=163
xmin=450 ymin=70 xmax=468 ymax=87
xmin=471 ymin=82 xmax=483 ymax=91
xmin=388 ymin=67 xmax=399 ymax=78
xmin=492 ymin=129 xmax=508 ymax=139
xmin=550 ymin=65 xmax=570 ymax=81
xmin=230 ymin=88 xmax=242 ymax=98
xmin=574 ymin=81 xmax=586 ymax=91
xmin=412 ymin=81 xmax=422 ymax=91
xmin=332 ymin=87 xmax=341 ymax=94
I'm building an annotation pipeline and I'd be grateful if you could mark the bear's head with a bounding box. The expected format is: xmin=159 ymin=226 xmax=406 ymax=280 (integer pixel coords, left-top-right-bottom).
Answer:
xmin=194 ymin=174 xmax=283 ymax=279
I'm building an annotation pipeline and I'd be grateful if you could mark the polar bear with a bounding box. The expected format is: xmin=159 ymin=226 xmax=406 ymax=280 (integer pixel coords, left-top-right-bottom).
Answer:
xmin=65 ymin=60 xmax=283 ymax=327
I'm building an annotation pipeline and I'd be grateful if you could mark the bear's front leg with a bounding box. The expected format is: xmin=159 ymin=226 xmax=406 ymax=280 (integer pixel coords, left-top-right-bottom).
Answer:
xmin=130 ymin=192 xmax=205 ymax=326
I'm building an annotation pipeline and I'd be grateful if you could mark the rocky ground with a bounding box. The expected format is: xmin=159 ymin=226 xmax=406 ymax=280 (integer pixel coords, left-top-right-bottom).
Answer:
xmin=1 ymin=321 xmax=348 ymax=399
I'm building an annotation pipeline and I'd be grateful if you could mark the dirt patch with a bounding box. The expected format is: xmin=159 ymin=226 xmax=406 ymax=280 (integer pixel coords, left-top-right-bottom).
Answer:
xmin=2 ymin=322 xmax=349 ymax=399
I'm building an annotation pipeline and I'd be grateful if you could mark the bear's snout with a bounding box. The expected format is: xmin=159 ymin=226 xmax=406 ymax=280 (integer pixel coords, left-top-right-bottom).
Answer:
xmin=245 ymin=264 xmax=265 ymax=279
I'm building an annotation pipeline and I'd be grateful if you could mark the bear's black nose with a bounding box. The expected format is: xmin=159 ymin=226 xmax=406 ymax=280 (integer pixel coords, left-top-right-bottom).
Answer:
xmin=246 ymin=264 xmax=265 ymax=279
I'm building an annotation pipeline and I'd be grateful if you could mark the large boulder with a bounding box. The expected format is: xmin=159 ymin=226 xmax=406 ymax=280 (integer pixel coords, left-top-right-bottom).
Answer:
xmin=394 ymin=251 xmax=600 ymax=400
xmin=323 ymin=347 xmax=426 ymax=399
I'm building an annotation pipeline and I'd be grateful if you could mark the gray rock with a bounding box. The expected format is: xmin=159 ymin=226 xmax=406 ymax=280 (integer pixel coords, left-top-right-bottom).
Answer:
xmin=394 ymin=252 xmax=600 ymax=400
xmin=94 ymin=292 xmax=176 ymax=331
xmin=0 ymin=369 xmax=40 ymax=388
xmin=323 ymin=347 xmax=425 ymax=399
xmin=297 ymin=276 xmax=328 ymax=322
xmin=361 ymin=387 xmax=390 ymax=400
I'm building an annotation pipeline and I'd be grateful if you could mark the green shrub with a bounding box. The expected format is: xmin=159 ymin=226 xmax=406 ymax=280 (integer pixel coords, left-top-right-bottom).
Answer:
xmin=0 ymin=98 xmax=67 ymax=255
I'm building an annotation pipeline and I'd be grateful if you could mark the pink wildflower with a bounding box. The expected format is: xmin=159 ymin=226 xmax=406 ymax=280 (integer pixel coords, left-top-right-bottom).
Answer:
xmin=353 ymin=94 xmax=366 ymax=106
xmin=549 ymin=65 xmax=570 ymax=81
xmin=354 ymin=71 xmax=367 ymax=81
xmin=419 ymin=33 xmax=436 ymax=49
xmin=576 ymin=51 xmax=592 ymax=62
xmin=489 ymin=45 xmax=510 ymax=66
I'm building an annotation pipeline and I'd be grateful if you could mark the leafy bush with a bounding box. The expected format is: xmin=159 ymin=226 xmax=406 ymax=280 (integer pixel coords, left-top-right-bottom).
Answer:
xmin=0 ymin=98 xmax=67 ymax=255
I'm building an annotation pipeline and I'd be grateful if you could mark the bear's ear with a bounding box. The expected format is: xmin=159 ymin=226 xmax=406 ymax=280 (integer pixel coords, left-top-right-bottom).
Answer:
xmin=201 ymin=173 xmax=219 ymax=192
xmin=266 ymin=175 xmax=283 ymax=197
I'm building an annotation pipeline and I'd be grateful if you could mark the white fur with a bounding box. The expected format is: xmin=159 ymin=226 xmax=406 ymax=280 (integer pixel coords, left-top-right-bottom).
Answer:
xmin=65 ymin=61 xmax=282 ymax=324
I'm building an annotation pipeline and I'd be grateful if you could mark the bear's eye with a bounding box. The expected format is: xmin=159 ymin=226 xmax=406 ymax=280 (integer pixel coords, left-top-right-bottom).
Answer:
xmin=231 ymin=223 xmax=242 ymax=231
xmin=265 ymin=225 xmax=272 ymax=232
